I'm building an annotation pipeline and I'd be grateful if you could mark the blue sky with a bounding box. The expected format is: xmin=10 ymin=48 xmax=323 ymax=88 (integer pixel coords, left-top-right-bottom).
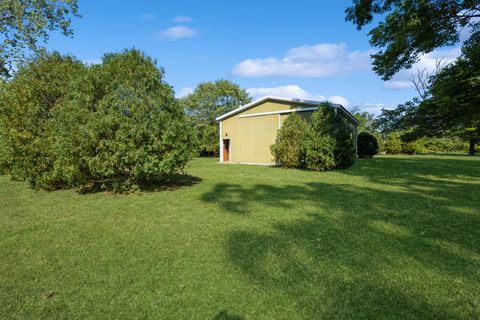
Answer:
xmin=45 ymin=0 xmax=462 ymax=114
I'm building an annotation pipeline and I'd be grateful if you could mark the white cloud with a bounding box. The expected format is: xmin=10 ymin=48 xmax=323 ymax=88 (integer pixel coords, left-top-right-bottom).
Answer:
xmin=246 ymin=85 xmax=351 ymax=107
xmin=328 ymin=96 xmax=351 ymax=107
xmin=157 ymin=26 xmax=197 ymax=40
xmin=233 ymin=43 xmax=373 ymax=77
xmin=174 ymin=16 xmax=193 ymax=23
xmin=361 ymin=102 xmax=391 ymax=115
xmin=384 ymin=47 xmax=462 ymax=90
xmin=176 ymin=87 xmax=194 ymax=98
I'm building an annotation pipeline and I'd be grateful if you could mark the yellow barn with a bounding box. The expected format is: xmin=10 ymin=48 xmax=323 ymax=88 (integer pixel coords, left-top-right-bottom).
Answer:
xmin=216 ymin=96 xmax=359 ymax=164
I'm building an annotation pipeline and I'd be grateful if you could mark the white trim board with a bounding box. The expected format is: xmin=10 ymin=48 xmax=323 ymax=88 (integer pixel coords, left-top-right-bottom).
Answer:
xmin=219 ymin=122 xmax=223 ymax=162
xmin=238 ymin=107 xmax=318 ymax=118
xmin=239 ymin=162 xmax=275 ymax=166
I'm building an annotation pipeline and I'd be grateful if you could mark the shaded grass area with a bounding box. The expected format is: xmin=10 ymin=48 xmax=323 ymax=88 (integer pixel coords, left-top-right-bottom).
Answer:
xmin=1 ymin=155 xmax=479 ymax=319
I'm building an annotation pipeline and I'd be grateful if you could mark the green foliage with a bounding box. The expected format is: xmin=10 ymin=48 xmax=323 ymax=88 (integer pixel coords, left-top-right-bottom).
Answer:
xmin=373 ymin=101 xmax=419 ymax=135
xmin=384 ymin=131 xmax=403 ymax=155
xmin=417 ymin=29 xmax=480 ymax=155
xmin=351 ymin=107 xmax=375 ymax=133
xmin=0 ymin=52 xmax=86 ymax=187
xmin=311 ymin=104 xmax=356 ymax=168
xmin=181 ymin=79 xmax=251 ymax=155
xmin=373 ymin=132 xmax=385 ymax=154
xmin=54 ymin=49 xmax=196 ymax=191
xmin=402 ymin=140 xmax=422 ymax=155
xmin=0 ymin=0 xmax=80 ymax=77
xmin=416 ymin=136 xmax=467 ymax=153
xmin=271 ymin=105 xmax=356 ymax=171
xmin=271 ymin=113 xmax=308 ymax=168
xmin=302 ymin=132 xmax=336 ymax=171
xmin=346 ymin=0 xmax=479 ymax=79
xmin=2 ymin=156 xmax=479 ymax=319
xmin=0 ymin=49 xmax=196 ymax=191
xmin=357 ymin=132 xmax=379 ymax=158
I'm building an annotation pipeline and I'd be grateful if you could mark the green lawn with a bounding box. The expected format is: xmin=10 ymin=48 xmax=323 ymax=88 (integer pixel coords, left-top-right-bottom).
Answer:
xmin=1 ymin=155 xmax=479 ymax=319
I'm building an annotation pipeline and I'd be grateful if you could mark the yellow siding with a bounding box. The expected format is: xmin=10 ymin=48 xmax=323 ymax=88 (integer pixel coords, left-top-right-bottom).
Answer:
xmin=221 ymin=116 xmax=238 ymax=162
xmin=220 ymin=101 xmax=317 ymax=164
xmin=241 ymin=101 xmax=299 ymax=115
xmin=237 ymin=115 xmax=279 ymax=163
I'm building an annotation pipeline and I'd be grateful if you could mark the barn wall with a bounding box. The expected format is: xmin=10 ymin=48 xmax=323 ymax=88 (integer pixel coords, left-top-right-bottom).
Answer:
xmin=220 ymin=101 xmax=316 ymax=164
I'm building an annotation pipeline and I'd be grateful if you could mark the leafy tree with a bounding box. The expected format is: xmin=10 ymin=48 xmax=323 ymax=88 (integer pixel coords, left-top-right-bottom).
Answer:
xmin=181 ymin=80 xmax=251 ymax=156
xmin=311 ymin=104 xmax=357 ymax=168
xmin=416 ymin=29 xmax=480 ymax=155
xmin=346 ymin=0 xmax=480 ymax=79
xmin=0 ymin=0 xmax=80 ymax=77
xmin=373 ymin=101 xmax=418 ymax=135
xmin=271 ymin=113 xmax=308 ymax=168
xmin=384 ymin=131 xmax=403 ymax=154
xmin=0 ymin=52 xmax=86 ymax=188
xmin=357 ymin=132 xmax=379 ymax=158
xmin=350 ymin=106 xmax=375 ymax=133
xmin=54 ymin=49 xmax=196 ymax=191
xmin=376 ymin=30 xmax=480 ymax=155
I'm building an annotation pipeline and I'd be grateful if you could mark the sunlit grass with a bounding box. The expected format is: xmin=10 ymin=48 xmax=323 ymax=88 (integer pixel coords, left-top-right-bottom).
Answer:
xmin=1 ymin=155 xmax=479 ymax=319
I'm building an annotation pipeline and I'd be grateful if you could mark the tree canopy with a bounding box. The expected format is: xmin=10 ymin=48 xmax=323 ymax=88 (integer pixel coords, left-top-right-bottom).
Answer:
xmin=416 ymin=29 xmax=480 ymax=154
xmin=346 ymin=0 xmax=480 ymax=79
xmin=181 ymin=79 xmax=251 ymax=155
xmin=0 ymin=0 xmax=79 ymax=77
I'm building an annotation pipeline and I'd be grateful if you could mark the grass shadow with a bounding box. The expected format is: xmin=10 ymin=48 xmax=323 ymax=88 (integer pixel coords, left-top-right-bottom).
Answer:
xmin=202 ymin=156 xmax=480 ymax=318
xmin=213 ymin=310 xmax=245 ymax=320
xmin=78 ymin=174 xmax=202 ymax=194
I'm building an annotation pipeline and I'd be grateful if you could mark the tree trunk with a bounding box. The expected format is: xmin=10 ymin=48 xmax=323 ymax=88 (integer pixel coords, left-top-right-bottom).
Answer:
xmin=469 ymin=138 xmax=475 ymax=156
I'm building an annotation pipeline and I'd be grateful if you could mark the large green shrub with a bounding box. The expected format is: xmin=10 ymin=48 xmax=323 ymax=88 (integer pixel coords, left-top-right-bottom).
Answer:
xmin=302 ymin=132 xmax=336 ymax=171
xmin=310 ymin=104 xmax=356 ymax=168
xmin=0 ymin=49 xmax=196 ymax=191
xmin=0 ymin=53 xmax=86 ymax=188
xmin=385 ymin=131 xmax=403 ymax=154
xmin=54 ymin=49 xmax=196 ymax=191
xmin=271 ymin=104 xmax=355 ymax=171
xmin=402 ymin=140 xmax=423 ymax=155
xmin=271 ymin=113 xmax=308 ymax=167
xmin=357 ymin=132 xmax=379 ymax=158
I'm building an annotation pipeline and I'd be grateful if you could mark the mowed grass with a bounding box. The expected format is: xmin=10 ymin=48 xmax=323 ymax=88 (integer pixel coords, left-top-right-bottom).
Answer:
xmin=1 ymin=155 xmax=479 ymax=320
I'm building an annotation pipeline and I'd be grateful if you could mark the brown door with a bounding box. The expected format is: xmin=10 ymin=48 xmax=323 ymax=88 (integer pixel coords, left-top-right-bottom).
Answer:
xmin=223 ymin=139 xmax=230 ymax=162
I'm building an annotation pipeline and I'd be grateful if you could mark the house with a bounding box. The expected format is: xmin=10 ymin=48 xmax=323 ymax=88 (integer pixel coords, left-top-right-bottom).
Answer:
xmin=215 ymin=96 xmax=359 ymax=164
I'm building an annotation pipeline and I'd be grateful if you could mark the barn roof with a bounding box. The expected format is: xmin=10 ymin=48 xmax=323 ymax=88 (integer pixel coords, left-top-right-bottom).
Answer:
xmin=215 ymin=96 xmax=360 ymax=125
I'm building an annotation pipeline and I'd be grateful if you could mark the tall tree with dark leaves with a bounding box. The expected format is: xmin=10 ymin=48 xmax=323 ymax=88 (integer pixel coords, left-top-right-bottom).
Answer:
xmin=346 ymin=0 xmax=480 ymax=80
xmin=417 ymin=30 xmax=480 ymax=155
xmin=0 ymin=0 xmax=80 ymax=77
xmin=181 ymin=80 xmax=251 ymax=156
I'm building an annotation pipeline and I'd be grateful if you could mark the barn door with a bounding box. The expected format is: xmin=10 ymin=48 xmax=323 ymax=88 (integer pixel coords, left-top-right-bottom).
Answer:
xmin=223 ymin=139 xmax=230 ymax=162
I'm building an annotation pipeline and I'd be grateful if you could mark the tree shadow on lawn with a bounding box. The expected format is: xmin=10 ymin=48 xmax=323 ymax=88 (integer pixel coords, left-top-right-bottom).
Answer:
xmin=202 ymin=156 xmax=480 ymax=319
xmin=78 ymin=174 xmax=202 ymax=194
xmin=213 ymin=310 xmax=245 ymax=320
